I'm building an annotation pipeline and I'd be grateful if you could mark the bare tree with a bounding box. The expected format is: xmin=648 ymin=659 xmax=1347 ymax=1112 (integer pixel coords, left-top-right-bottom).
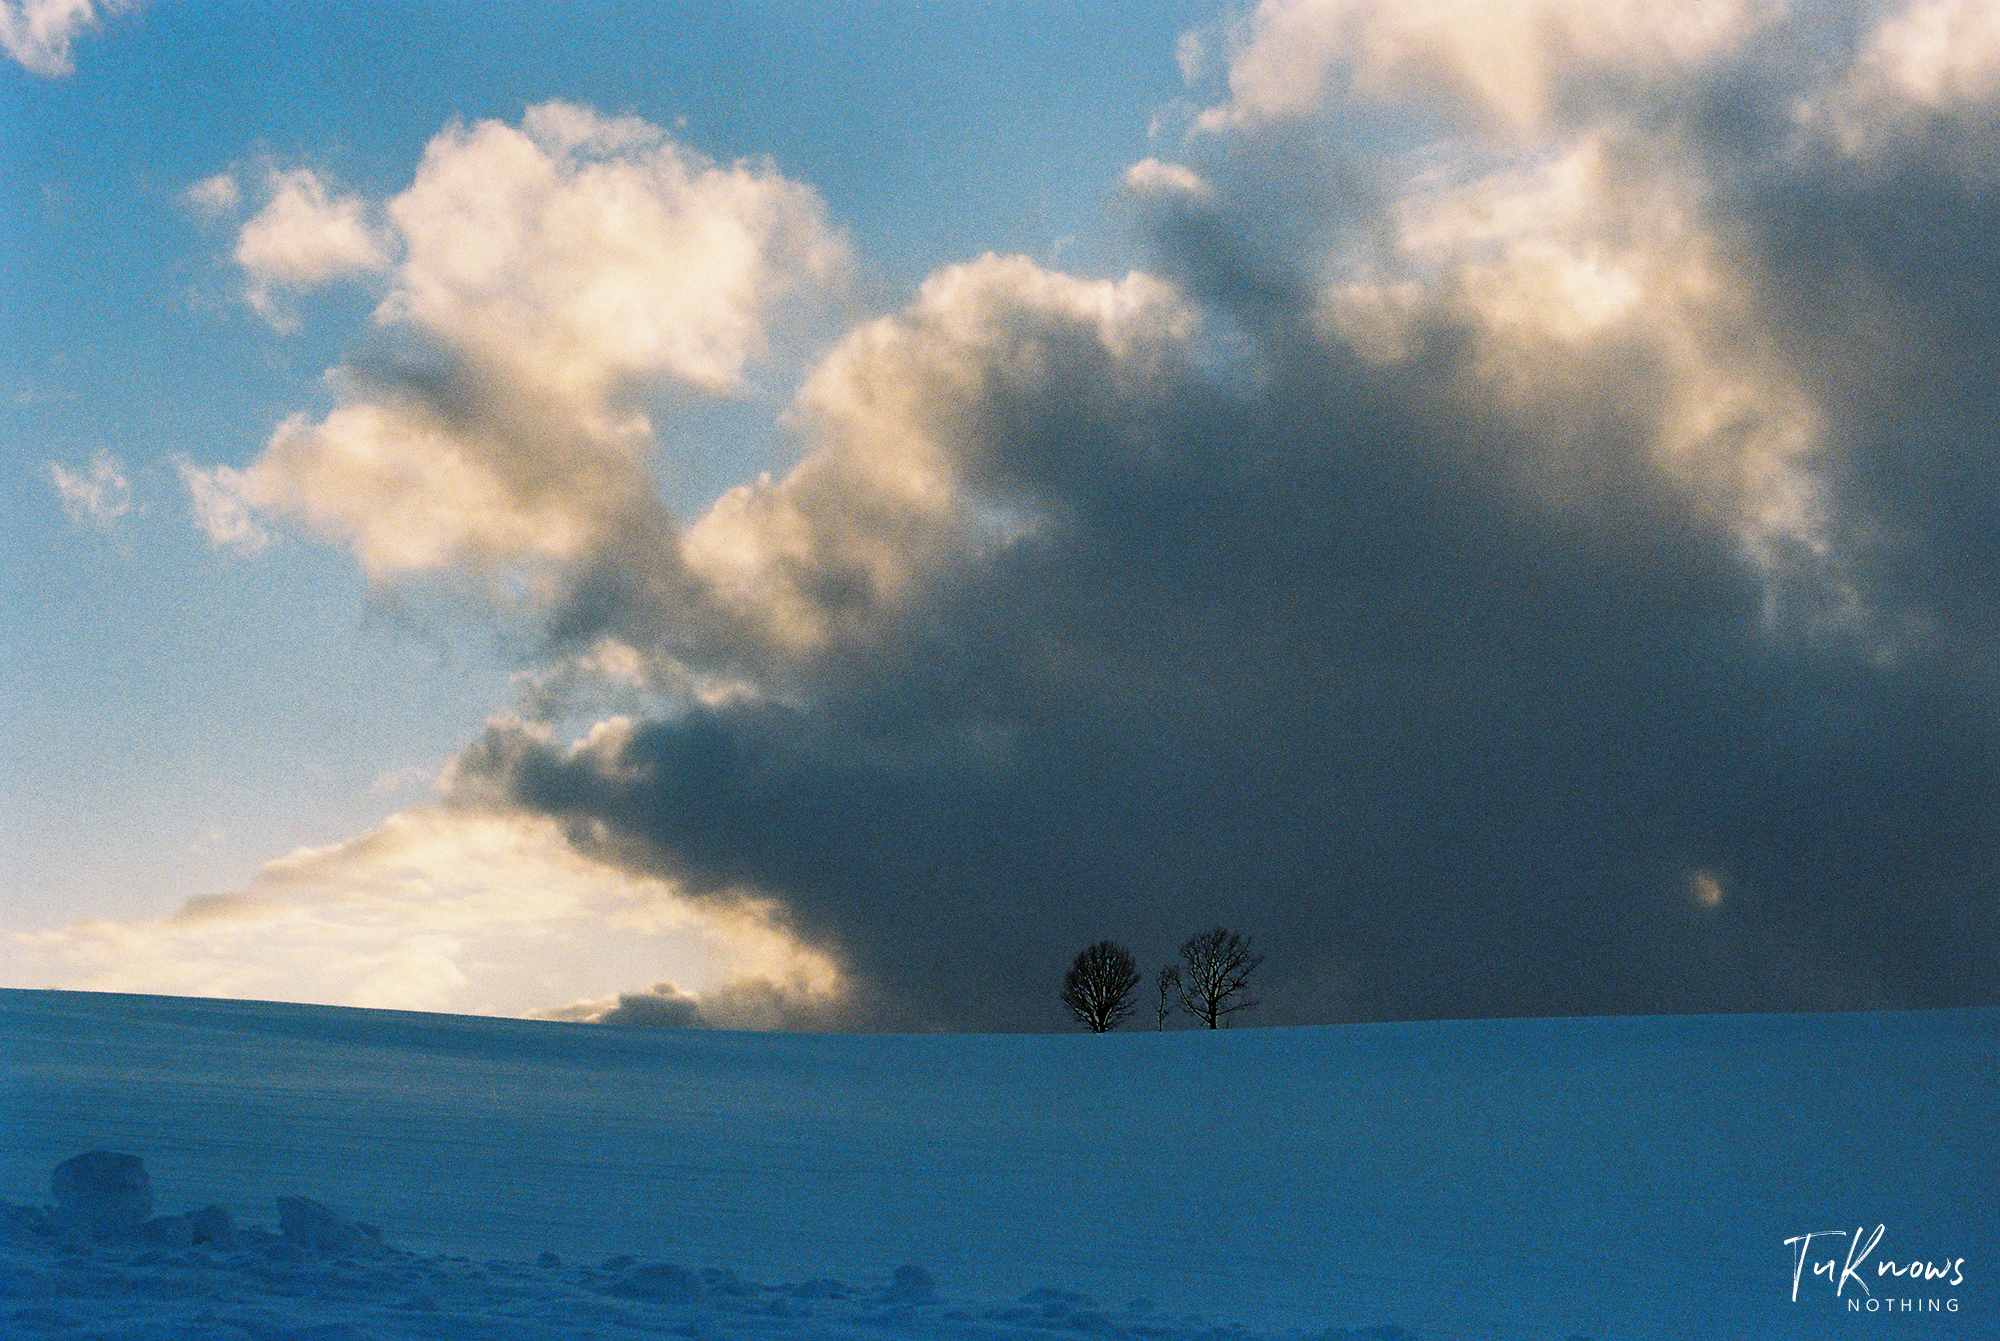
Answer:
xmin=1175 ymin=927 xmax=1263 ymax=1028
xmin=1060 ymin=941 xmax=1142 ymax=1032
xmin=1154 ymin=965 xmax=1180 ymax=1028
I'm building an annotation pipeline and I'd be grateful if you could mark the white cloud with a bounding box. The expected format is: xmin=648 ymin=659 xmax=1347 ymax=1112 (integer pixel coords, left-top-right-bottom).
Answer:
xmin=250 ymin=393 xmax=642 ymax=577
xmin=1810 ymin=0 xmax=2000 ymax=153
xmin=1123 ymin=158 xmax=1214 ymax=201
xmin=185 ymin=171 xmax=241 ymax=218
xmin=49 ymin=450 xmax=131 ymax=528
xmin=1197 ymin=0 xmax=1780 ymax=133
xmin=681 ymin=254 xmax=1196 ymax=659
xmin=0 ymin=803 xmax=845 ymax=1020
xmin=0 ymin=0 xmax=121 ymax=77
xmin=1334 ymin=133 xmax=1828 ymax=582
xmin=174 ymin=455 xmax=272 ymax=554
xmin=380 ymin=101 xmax=845 ymax=402
xmin=228 ymin=103 xmax=845 ymax=583
xmin=1861 ymin=0 xmax=2000 ymax=111
xmin=235 ymin=168 xmax=392 ymax=327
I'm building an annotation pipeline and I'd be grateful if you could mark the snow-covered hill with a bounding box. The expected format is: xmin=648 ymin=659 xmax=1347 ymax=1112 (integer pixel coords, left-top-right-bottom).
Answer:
xmin=1 ymin=989 xmax=1992 ymax=1339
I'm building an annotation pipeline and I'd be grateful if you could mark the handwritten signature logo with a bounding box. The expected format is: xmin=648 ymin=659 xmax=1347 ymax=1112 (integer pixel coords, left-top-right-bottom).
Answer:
xmin=1785 ymin=1225 xmax=1967 ymax=1314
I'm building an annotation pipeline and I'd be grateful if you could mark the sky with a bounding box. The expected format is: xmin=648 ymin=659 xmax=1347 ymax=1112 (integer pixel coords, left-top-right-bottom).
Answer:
xmin=3 ymin=0 xmax=1998 ymax=1031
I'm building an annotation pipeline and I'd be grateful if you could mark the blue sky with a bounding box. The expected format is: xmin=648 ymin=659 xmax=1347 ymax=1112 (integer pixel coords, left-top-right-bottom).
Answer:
xmin=5 ymin=0 xmax=1999 ymax=1028
xmin=2 ymin=0 xmax=1206 ymax=929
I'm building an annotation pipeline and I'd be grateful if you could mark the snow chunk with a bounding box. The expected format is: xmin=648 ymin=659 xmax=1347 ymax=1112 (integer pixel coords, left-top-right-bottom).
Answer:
xmin=49 ymin=1151 xmax=152 ymax=1237
xmin=609 ymin=1260 xmax=698 ymax=1302
xmin=276 ymin=1194 xmax=378 ymax=1255
xmin=189 ymin=1204 xmax=236 ymax=1246
xmin=884 ymin=1263 xmax=937 ymax=1306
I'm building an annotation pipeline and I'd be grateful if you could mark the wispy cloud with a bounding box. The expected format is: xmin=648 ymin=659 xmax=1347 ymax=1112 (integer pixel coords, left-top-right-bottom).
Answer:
xmin=49 ymin=450 xmax=132 ymax=529
xmin=175 ymin=455 xmax=272 ymax=554
xmin=0 ymin=0 xmax=124 ymax=78
xmin=184 ymin=170 xmax=242 ymax=218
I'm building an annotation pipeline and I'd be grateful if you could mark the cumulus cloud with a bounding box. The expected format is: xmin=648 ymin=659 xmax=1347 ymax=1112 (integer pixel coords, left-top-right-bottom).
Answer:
xmin=664 ymin=256 xmax=1196 ymax=668
xmin=151 ymin=8 xmax=2000 ymax=1029
xmin=449 ymin=1 xmax=1999 ymax=1027
xmin=235 ymin=169 xmax=392 ymax=327
xmin=0 ymin=0 xmax=121 ymax=77
xmin=49 ymin=451 xmax=132 ymax=528
xmin=250 ymin=382 xmax=658 ymax=577
xmin=194 ymin=103 xmax=846 ymax=590
xmin=382 ymin=102 xmax=843 ymax=401
xmin=1 ymin=803 xmax=845 ymax=1020
xmin=1853 ymin=0 xmax=2000 ymax=114
xmin=1195 ymin=0 xmax=1783 ymax=133
xmin=1364 ymin=134 xmax=1834 ymax=603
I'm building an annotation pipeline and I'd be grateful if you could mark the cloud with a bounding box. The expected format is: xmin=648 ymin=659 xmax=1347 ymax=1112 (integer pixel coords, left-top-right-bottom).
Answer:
xmin=1853 ymin=0 xmax=2000 ymax=114
xmin=192 ymin=103 xmax=846 ymax=589
xmin=175 ymin=456 xmax=272 ymax=554
xmin=449 ymin=2 xmax=1999 ymax=1026
xmin=539 ymin=976 xmax=843 ymax=1030
xmin=1194 ymin=0 xmax=1783 ymax=134
xmin=1124 ymin=158 xmax=1215 ymax=202
xmin=1362 ymin=133 xmax=1833 ymax=602
xmin=49 ymin=451 xmax=131 ymax=528
xmin=185 ymin=171 xmax=241 ymax=218
xmin=560 ymin=982 xmax=705 ymax=1027
xmin=382 ymin=102 xmax=844 ymax=401
xmin=153 ymin=12 xmax=2000 ymax=1030
xmin=235 ymin=169 xmax=392 ymax=327
xmin=169 ymin=892 xmax=284 ymax=925
xmin=0 ymin=0 xmax=121 ymax=77
xmin=250 ymin=382 xmax=660 ymax=577
xmin=1807 ymin=0 xmax=2000 ymax=157
xmin=661 ymin=255 xmax=1196 ymax=668
xmin=1 ymin=802 xmax=845 ymax=1020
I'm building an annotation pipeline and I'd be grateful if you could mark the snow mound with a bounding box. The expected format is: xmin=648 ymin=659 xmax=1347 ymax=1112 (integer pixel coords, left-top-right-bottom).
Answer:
xmin=49 ymin=1152 xmax=151 ymax=1238
xmin=1 ymin=1154 xmax=1383 ymax=1341
xmin=275 ymin=1196 xmax=380 ymax=1257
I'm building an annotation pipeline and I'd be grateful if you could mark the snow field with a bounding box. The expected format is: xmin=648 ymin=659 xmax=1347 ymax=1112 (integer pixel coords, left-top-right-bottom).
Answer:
xmin=2 ymin=989 xmax=1993 ymax=1340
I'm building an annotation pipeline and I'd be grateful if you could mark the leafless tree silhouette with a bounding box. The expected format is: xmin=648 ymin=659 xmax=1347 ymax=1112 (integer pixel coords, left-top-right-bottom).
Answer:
xmin=1175 ymin=927 xmax=1263 ymax=1028
xmin=1060 ymin=941 xmax=1142 ymax=1032
xmin=1154 ymin=965 xmax=1180 ymax=1028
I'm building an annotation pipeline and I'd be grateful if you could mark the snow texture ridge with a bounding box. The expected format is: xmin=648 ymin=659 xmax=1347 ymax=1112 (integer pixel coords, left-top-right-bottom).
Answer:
xmin=1 ymin=1154 xmax=1409 ymax=1341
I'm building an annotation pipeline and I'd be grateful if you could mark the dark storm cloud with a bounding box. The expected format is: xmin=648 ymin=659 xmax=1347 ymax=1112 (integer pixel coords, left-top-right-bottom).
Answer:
xmin=553 ymin=978 xmax=849 ymax=1030
xmin=463 ymin=290 xmax=1994 ymax=1028
xmin=443 ymin=4 xmax=2000 ymax=1030
xmin=595 ymin=985 xmax=704 ymax=1028
xmin=1738 ymin=157 xmax=2000 ymax=634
